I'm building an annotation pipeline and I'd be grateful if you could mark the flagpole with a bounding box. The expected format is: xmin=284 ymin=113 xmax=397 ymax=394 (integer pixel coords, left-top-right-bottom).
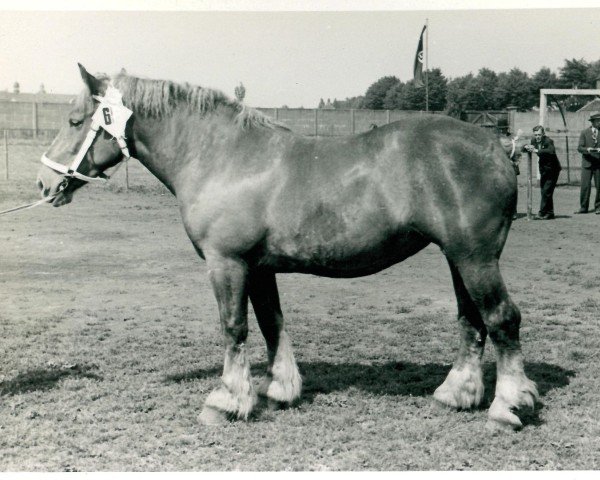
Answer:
xmin=425 ymin=18 xmax=429 ymax=112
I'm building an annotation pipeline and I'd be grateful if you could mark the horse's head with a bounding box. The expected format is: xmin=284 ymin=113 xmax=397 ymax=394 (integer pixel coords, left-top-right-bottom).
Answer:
xmin=36 ymin=64 xmax=131 ymax=207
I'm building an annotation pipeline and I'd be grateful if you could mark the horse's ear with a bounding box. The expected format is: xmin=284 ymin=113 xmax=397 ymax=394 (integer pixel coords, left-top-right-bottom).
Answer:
xmin=77 ymin=63 xmax=102 ymax=96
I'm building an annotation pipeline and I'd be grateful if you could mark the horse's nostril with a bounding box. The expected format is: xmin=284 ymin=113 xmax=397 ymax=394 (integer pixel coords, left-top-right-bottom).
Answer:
xmin=37 ymin=179 xmax=51 ymax=198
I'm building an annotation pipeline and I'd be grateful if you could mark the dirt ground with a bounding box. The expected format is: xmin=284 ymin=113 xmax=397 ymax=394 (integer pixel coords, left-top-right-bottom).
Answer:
xmin=0 ymin=144 xmax=599 ymax=471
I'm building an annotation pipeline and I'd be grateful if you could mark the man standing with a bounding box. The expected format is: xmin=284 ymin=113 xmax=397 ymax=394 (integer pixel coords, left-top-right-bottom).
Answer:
xmin=575 ymin=113 xmax=600 ymax=214
xmin=523 ymin=125 xmax=561 ymax=220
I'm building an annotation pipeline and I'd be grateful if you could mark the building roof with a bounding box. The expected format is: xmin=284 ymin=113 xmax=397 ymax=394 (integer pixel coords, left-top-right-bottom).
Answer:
xmin=0 ymin=91 xmax=75 ymax=104
xmin=577 ymin=97 xmax=600 ymax=112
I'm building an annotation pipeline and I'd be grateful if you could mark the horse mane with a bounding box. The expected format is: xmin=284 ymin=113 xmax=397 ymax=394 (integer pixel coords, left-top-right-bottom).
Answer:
xmin=109 ymin=72 xmax=287 ymax=131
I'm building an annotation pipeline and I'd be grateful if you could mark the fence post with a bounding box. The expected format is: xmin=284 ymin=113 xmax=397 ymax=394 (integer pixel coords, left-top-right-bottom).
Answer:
xmin=527 ymin=152 xmax=533 ymax=220
xmin=32 ymin=102 xmax=38 ymax=140
xmin=274 ymin=108 xmax=279 ymax=121
xmin=350 ymin=109 xmax=355 ymax=134
xmin=125 ymin=161 xmax=129 ymax=191
xmin=4 ymin=130 xmax=8 ymax=180
xmin=565 ymin=135 xmax=571 ymax=185
xmin=314 ymin=109 xmax=318 ymax=137
xmin=386 ymin=110 xmax=391 ymax=124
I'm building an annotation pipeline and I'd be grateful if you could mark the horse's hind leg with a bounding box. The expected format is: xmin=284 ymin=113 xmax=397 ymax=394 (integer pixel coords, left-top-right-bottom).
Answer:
xmin=248 ymin=269 xmax=302 ymax=407
xmin=454 ymin=258 xmax=538 ymax=429
xmin=198 ymin=254 xmax=257 ymax=425
xmin=434 ymin=260 xmax=486 ymax=409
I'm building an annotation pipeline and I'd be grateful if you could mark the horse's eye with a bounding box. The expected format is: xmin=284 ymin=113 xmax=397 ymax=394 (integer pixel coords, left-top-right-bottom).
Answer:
xmin=69 ymin=119 xmax=83 ymax=127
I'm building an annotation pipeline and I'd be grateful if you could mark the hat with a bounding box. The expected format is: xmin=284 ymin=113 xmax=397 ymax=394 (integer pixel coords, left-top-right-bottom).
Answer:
xmin=589 ymin=113 xmax=600 ymax=121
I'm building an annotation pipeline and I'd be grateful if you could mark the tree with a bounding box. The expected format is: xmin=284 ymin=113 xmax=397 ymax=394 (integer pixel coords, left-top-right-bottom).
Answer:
xmin=398 ymin=81 xmax=424 ymax=110
xmin=558 ymin=58 xmax=591 ymax=89
xmin=332 ymin=96 xmax=365 ymax=109
xmin=363 ymin=76 xmax=400 ymax=109
xmin=382 ymin=82 xmax=405 ymax=109
xmin=445 ymin=73 xmax=476 ymax=115
xmin=394 ymin=69 xmax=447 ymax=111
xmin=531 ymin=67 xmax=559 ymax=90
xmin=318 ymin=98 xmax=325 ymax=109
xmin=587 ymin=59 xmax=600 ymax=88
xmin=234 ymin=82 xmax=246 ymax=102
xmin=531 ymin=67 xmax=559 ymax=96
xmin=493 ymin=68 xmax=535 ymax=111
xmin=471 ymin=68 xmax=499 ymax=110
xmin=424 ymin=68 xmax=448 ymax=111
xmin=557 ymin=58 xmax=597 ymax=111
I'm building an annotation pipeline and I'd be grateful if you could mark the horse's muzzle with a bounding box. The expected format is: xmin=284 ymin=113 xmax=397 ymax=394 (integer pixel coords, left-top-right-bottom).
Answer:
xmin=36 ymin=172 xmax=72 ymax=207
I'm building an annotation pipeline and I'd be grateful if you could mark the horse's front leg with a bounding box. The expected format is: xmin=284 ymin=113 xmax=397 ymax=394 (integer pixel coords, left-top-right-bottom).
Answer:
xmin=248 ymin=269 xmax=302 ymax=408
xmin=199 ymin=253 xmax=257 ymax=425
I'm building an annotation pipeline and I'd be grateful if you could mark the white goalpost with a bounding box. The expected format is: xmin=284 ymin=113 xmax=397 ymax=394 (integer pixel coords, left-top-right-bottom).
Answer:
xmin=524 ymin=88 xmax=600 ymax=220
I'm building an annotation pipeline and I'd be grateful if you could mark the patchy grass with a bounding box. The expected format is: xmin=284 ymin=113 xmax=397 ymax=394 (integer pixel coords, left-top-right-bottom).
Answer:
xmin=1 ymin=144 xmax=600 ymax=470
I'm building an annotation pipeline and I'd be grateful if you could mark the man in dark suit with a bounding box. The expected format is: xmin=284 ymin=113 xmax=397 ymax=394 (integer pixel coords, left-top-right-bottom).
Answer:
xmin=576 ymin=113 xmax=600 ymax=214
xmin=523 ymin=125 xmax=562 ymax=220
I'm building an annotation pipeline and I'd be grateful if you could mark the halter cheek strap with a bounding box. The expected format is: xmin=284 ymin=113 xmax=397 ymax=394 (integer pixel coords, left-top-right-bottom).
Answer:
xmin=510 ymin=137 xmax=517 ymax=159
xmin=40 ymin=85 xmax=133 ymax=183
xmin=509 ymin=129 xmax=522 ymax=160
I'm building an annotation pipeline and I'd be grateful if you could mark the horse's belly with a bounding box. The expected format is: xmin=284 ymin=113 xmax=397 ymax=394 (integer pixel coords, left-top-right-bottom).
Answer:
xmin=259 ymin=172 xmax=427 ymax=276
xmin=260 ymin=228 xmax=429 ymax=277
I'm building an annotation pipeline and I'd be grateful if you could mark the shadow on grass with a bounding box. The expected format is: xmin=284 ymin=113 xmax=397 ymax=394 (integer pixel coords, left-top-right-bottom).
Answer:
xmin=513 ymin=213 xmax=572 ymax=220
xmin=300 ymin=361 xmax=573 ymax=402
xmin=0 ymin=364 xmax=102 ymax=396
xmin=165 ymin=360 xmax=575 ymax=426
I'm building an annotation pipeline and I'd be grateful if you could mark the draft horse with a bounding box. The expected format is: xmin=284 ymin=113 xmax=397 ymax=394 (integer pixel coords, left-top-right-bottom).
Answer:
xmin=37 ymin=65 xmax=538 ymax=429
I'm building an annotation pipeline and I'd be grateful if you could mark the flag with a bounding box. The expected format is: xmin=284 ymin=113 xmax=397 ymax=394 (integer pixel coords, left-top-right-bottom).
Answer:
xmin=413 ymin=25 xmax=426 ymax=88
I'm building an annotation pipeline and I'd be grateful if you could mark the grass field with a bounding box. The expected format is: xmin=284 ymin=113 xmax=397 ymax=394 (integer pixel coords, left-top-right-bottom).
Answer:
xmin=1 ymin=144 xmax=599 ymax=471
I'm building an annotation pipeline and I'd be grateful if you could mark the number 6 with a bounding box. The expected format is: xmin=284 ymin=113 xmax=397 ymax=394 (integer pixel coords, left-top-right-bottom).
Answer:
xmin=102 ymin=107 xmax=113 ymax=125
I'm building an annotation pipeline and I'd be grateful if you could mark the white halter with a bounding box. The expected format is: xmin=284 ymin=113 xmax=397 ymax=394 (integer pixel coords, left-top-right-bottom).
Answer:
xmin=509 ymin=129 xmax=523 ymax=159
xmin=40 ymin=86 xmax=133 ymax=183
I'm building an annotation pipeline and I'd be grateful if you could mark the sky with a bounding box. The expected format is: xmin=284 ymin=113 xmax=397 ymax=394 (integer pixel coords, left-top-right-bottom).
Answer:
xmin=1 ymin=1 xmax=600 ymax=108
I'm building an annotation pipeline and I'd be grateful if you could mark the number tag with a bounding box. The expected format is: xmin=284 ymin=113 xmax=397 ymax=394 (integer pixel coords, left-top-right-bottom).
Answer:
xmin=92 ymin=101 xmax=133 ymax=138
xmin=102 ymin=107 xmax=113 ymax=125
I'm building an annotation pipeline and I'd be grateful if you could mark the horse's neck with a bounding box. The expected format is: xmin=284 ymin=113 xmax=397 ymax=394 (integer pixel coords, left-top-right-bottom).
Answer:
xmin=130 ymin=110 xmax=235 ymax=194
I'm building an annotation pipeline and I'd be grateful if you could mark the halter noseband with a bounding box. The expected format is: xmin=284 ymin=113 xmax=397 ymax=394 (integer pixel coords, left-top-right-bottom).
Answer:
xmin=40 ymin=86 xmax=133 ymax=184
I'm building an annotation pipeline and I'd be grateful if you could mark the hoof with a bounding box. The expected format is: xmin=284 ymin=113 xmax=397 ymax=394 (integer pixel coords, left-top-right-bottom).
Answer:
xmin=433 ymin=385 xmax=460 ymax=408
xmin=198 ymin=405 xmax=231 ymax=426
xmin=433 ymin=371 xmax=484 ymax=410
xmin=488 ymin=399 xmax=524 ymax=431
xmin=486 ymin=417 xmax=521 ymax=433
xmin=517 ymin=379 xmax=539 ymax=409
xmin=489 ymin=375 xmax=538 ymax=430
xmin=256 ymin=375 xmax=302 ymax=406
xmin=433 ymin=387 xmax=456 ymax=408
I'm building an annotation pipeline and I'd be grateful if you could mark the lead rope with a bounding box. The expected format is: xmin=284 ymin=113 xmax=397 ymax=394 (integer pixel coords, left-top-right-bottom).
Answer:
xmin=0 ymin=183 xmax=67 ymax=216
